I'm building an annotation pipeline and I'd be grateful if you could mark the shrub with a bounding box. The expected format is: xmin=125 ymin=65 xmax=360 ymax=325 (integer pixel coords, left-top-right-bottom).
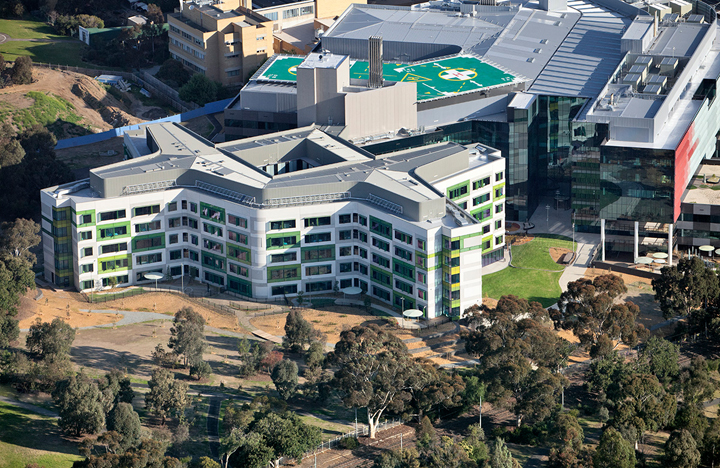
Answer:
xmin=339 ymin=437 xmax=359 ymax=450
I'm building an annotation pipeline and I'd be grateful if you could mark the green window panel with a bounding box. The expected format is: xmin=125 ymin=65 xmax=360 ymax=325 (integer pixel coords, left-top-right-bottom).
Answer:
xmin=446 ymin=180 xmax=469 ymax=200
xmin=228 ymin=275 xmax=252 ymax=297
xmin=202 ymin=251 xmax=225 ymax=272
xmin=369 ymin=216 xmax=392 ymax=239
xmin=267 ymin=265 xmax=300 ymax=283
xmin=370 ymin=266 xmax=392 ymax=286
xmin=301 ymin=245 xmax=335 ymax=262
xmin=200 ymin=202 xmax=226 ymax=224
xmin=97 ymin=221 xmax=131 ymax=240
xmin=267 ymin=231 xmax=300 ymax=250
xmin=132 ymin=233 xmax=165 ymax=252
xmin=393 ymin=292 xmax=415 ymax=311
xmin=393 ymin=258 xmax=415 ymax=281
xmin=99 ymin=254 xmax=132 ymax=273
xmin=77 ymin=209 xmax=95 ymax=227
xmin=227 ymin=242 xmax=251 ymax=265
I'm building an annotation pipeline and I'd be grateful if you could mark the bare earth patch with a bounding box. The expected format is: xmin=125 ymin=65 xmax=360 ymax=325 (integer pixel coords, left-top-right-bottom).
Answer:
xmin=550 ymin=247 xmax=572 ymax=263
xmin=250 ymin=306 xmax=390 ymax=344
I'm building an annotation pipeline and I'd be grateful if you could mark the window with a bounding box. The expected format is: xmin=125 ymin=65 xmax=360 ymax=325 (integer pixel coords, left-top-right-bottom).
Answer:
xmin=339 ymin=246 xmax=352 ymax=257
xmin=418 ymin=289 xmax=427 ymax=300
xmin=473 ymin=209 xmax=492 ymax=222
xmin=272 ymin=284 xmax=297 ymax=295
xmin=264 ymin=11 xmax=278 ymax=20
xmin=269 ymin=234 xmax=298 ymax=248
xmin=228 ymin=230 xmax=248 ymax=244
xmin=473 ymin=177 xmax=491 ymax=190
xmin=415 ymin=254 xmax=426 ymax=269
xmin=79 ymin=214 xmax=92 ymax=225
xmin=200 ymin=203 xmax=225 ymax=223
xmin=133 ymin=205 xmax=160 ymax=217
xmin=304 ymin=217 xmax=331 ymax=227
xmin=495 ymin=187 xmax=504 ymax=198
xmin=496 ymin=171 xmax=504 ymax=181
xmin=135 ymin=220 xmax=161 ymax=233
xmin=305 ymin=265 xmax=332 ymax=276
xmin=473 ymin=193 xmax=490 ymax=206
xmin=103 ymin=275 xmax=128 ymax=287
xmin=133 ymin=235 xmax=164 ymax=251
xmin=271 ymin=252 xmax=297 ymax=263
xmin=371 ymin=267 xmax=391 ymax=286
xmin=169 ymin=234 xmax=179 ymax=244
xmin=395 ymin=279 xmax=413 ymax=295
xmin=182 ymin=200 xmax=187 ymax=210
xmin=100 ymin=257 xmax=130 ymax=272
xmin=357 ymin=215 xmax=367 ymax=226
xmin=417 ymin=271 xmax=426 ymax=284
xmin=99 ymin=209 xmax=126 ymax=222
xmin=372 ymin=237 xmax=389 ymax=251
xmin=270 ymin=219 xmax=295 ymax=230
xmin=82 ymin=280 xmax=94 ymax=290
xmin=170 ymin=250 xmax=182 ymax=260
xmin=99 ymin=225 xmax=127 ymax=239
xmin=203 ymin=223 xmax=223 ymax=237
xmin=100 ymin=243 xmax=128 ymax=254
xmin=395 ymin=246 xmax=413 ymax=262
xmin=339 ymin=230 xmax=352 ymax=241
xmin=370 ymin=217 xmax=392 ymax=239
xmin=302 ymin=246 xmax=334 ymax=262
xmin=191 ymin=235 xmax=198 ymax=245
xmin=189 ymin=202 xmax=197 ymax=213
xmin=356 ymin=263 xmax=368 ymax=275
xmin=451 ymin=273 xmax=460 ymax=283
xmin=83 ymin=246 xmax=94 ymax=257
xmin=168 ymin=202 xmax=178 ymax=212
xmin=372 ymin=286 xmax=391 ymax=301
xmin=229 ymin=263 xmax=249 ymax=277
xmin=204 ymin=271 xmax=225 ymax=286
xmin=355 ymin=246 xmax=368 ymax=259
xmin=137 ymin=253 xmax=162 ymax=265
xmin=447 ymin=183 xmax=468 ymax=200
xmin=339 ymin=214 xmax=351 ymax=224
xmin=353 ymin=230 xmax=367 ymax=243
xmin=495 ymin=220 xmax=503 ymax=230
xmin=483 ymin=240 xmax=491 ymax=250
xmin=450 ymin=257 xmax=460 ymax=267
xmin=80 ymin=231 xmax=93 ymax=240
xmin=417 ymin=239 xmax=426 ymax=251
xmin=393 ymin=259 xmax=415 ymax=281
xmin=228 ymin=245 xmax=251 ymax=264
xmin=300 ymin=5 xmax=313 ymax=15
xmin=496 ymin=235 xmax=504 ymax=245
xmin=52 ymin=209 xmax=68 ymax=221
xmin=372 ymin=253 xmax=390 ymax=269
xmin=52 ymin=226 xmax=68 ymax=237
xmin=270 ymin=266 xmax=300 ymax=281
xmin=495 ymin=204 xmax=503 ymax=214
xmin=228 ymin=214 xmax=248 ymax=228
xmin=483 ymin=225 xmax=491 ymax=234
xmin=305 ymin=232 xmax=331 ymax=244
xmin=394 ymin=230 xmax=413 ymax=244
xmin=283 ymin=7 xmax=300 ymax=18
xmin=339 ymin=262 xmax=352 ymax=273
xmin=229 ymin=277 xmax=252 ymax=296
xmin=306 ymin=281 xmax=332 ymax=293
xmin=202 ymin=252 xmax=225 ymax=271
xmin=340 ymin=279 xmax=352 ymax=289
xmin=81 ymin=264 xmax=94 ymax=273
xmin=203 ymin=238 xmax=223 ymax=253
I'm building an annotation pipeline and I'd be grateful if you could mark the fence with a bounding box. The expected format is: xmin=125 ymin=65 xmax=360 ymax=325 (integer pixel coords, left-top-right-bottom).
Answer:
xmin=135 ymin=69 xmax=197 ymax=113
xmin=268 ymin=418 xmax=404 ymax=467
xmin=82 ymin=287 xmax=147 ymax=303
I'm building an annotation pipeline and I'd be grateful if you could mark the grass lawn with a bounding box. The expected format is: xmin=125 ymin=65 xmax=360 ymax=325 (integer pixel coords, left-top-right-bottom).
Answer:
xmin=0 ymin=40 xmax=91 ymax=68
xmin=0 ymin=401 xmax=81 ymax=468
xmin=0 ymin=19 xmax=70 ymax=40
xmin=299 ymin=415 xmax=355 ymax=442
xmin=482 ymin=235 xmax=575 ymax=307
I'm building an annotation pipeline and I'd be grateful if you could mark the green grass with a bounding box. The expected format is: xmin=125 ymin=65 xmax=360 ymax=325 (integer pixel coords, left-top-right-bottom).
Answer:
xmin=10 ymin=91 xmax=82 ymax=130
xmin=0 ymin=402 xmax=82 ymax=468
xmin=482 ymin=267 xmax=562 ymax=308
xmin=0 ymin=19 xmax=70 ymax=40
xmin=0 ymin=40 xmax=92 ymax=68
xmin=299 ymin=415 xmax=355 ymax=442
xmin=511 ymin=235 xmax=575 ymax=271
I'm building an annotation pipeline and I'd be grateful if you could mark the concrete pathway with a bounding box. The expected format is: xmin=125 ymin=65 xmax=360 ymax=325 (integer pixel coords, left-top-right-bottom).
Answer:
xmin=0 ymin=395 xmax=59 ymax=419
xmin=207 ymin=396 xmax=222 ymax=458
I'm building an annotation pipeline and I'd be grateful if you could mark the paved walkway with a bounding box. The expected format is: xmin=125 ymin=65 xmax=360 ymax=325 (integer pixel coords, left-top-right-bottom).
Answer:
xmin=0 ymin=395 xmax=59 ymax=418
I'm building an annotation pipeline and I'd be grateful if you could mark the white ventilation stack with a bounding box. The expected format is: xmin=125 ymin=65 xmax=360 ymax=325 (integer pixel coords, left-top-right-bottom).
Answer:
xmin=368 ymin=35 xmax=384 ymax=89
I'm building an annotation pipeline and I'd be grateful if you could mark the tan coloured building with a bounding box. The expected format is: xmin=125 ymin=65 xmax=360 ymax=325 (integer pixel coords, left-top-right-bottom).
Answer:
xmin=168 ymin=0 xmax=274 ymax=86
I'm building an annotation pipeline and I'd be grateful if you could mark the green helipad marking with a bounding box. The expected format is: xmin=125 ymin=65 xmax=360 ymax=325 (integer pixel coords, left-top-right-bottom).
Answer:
xmin=257 ymin=55 xmax=516 ymax=101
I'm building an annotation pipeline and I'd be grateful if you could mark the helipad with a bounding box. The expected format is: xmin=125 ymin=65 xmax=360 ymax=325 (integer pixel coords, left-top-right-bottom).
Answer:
xmin=257 ymin=55 xmax=517 ymax=101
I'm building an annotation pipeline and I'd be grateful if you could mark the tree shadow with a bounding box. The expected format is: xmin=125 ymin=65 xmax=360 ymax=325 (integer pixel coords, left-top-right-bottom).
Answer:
xmin=71 ymin=345 xmax=154 ymax=376
xmin=205 ymin=334 xmax=243 ymax=354
xmin=0 ymin=401 xmax=79 ymax=456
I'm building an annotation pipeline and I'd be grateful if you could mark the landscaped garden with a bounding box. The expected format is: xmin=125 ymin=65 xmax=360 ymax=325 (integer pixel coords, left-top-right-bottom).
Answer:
xmin=481 ymin=235 xmax=575 ymax=307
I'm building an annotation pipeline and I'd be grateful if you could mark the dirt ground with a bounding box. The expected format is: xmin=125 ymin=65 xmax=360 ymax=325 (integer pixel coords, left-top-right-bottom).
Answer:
xmin=20 ymin=286 xmax=240 ymax=331
xmin=250 ymin=306 xmax=390 ymax=344
xmin=55 ymin=136 xmax=125 ymax=171
xmin=550 ymin=247 xmax=572 ymax=263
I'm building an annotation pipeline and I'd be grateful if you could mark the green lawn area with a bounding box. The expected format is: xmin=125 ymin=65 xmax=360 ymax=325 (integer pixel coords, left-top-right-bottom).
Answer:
xmin=0 ymin=402 xmax=81 ymax=468
xmin=482 ymin=235 xmax=575 ymax=307
xmin=0 ymin=40 xmax=91 ymax=68
xmin=299 ymin=415 xmax=355 ymax=442
xmin=0 ymin=19 xmax=70 ymax=40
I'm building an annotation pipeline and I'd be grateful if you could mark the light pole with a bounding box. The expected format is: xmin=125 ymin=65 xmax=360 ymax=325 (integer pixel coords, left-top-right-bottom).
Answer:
xmin=546 ymin=204 xmax=550 ymax=230
xmin=401 ymin=297 xmax=405 ymax=328
xmin=572 ymin=210 xmax=576 ymax=253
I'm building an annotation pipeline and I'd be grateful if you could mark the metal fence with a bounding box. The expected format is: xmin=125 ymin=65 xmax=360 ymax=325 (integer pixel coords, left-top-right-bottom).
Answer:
xmin=82 ymin=287 xmax=146 ymax=303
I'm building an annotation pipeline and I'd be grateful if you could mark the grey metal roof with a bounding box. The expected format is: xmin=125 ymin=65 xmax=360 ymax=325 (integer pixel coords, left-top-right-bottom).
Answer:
xmin=647 ymin=23 xmax=708 ymax=57
xmin=528 ymin=0 xmax=632 ymax=98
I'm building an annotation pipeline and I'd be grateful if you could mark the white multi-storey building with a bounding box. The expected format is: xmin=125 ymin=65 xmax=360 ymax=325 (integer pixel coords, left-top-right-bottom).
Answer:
xmin=41 ymin=122 xmax=504 ymax=319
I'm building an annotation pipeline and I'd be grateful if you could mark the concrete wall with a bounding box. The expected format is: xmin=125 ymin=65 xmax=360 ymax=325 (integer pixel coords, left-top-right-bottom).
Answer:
xmin=342 ymin=82 xmax=417 ymax=140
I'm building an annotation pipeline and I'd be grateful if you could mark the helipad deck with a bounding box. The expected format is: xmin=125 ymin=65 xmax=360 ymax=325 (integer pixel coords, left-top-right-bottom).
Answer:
xmin=256 ymin=55 xmax=518 ymax=101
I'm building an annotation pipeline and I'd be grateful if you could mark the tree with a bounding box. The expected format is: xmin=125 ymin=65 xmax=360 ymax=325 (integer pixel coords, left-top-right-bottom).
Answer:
xmin=489 ymin=438 xmax=520 ymax=468
xmin=553 ymin=274 xmax=648 ymax=358
xmin=190 ymin=360 xmax=212 ymax=380
xmin=594 ymin=427 xmax=635 ymax=468
xmin=680 ymin=356 xmax=717 ymax=407
xmin=107 ymin=402 xmax=142 ymax=451
xmin=252 ymin=411 xmax=322 ymax=462
xmin=26 ymin=317 xmax=75 ymax=359
xmin=191 ymin=457 xmax=221 ymax=468
xmin=146 ymin=4 xmax=165 ymax=24
xmin=98 ymin=368 xmax=135 ymax=415
xmin=332 ymin=324 xmax=417 ymax=438
xmin=11 ymin=56 xmax=33 ymax=85
xmin=0 ymin=218 xmax=40 ymax=264
xmin=283 ymin=309 xmax=323 ymax=352
xmin=702 ymin=417 xmax=720 ymax=468
xmin=179 ymin=74 xmax=219 ymax=106
xmin=638 ymin=336 xmax=680 ymax=386
xmin=52 ymin=372 xmax=105 ymax=436
xmin=145 ymin=367 xmax=190 ymax=425
xmin=304 ymin=341 xmax=325 ymax=369
xmin=74 ymin=438 xmax=180 ymax=468
xmin=407 ymin=360 xmax=464 ymax=422
xmin=653 ymin=257 xmax=720 ymax=320
xmin=271 ymin=359 xmax=298 ymax=400
xmin=156 ymin=59 xmax=190 ymax=88
xmin=168 ymin=307 xmax=206 ymax=367
xmin=462 ymin=375 xmax=486 ymax=427
xmin=674 ymin=404 xmax=708 ymax=448
xmin=664 ymin=429 xmax=701 ymax=468
xmin=226 ymin=430 xmax=275 ymax=468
